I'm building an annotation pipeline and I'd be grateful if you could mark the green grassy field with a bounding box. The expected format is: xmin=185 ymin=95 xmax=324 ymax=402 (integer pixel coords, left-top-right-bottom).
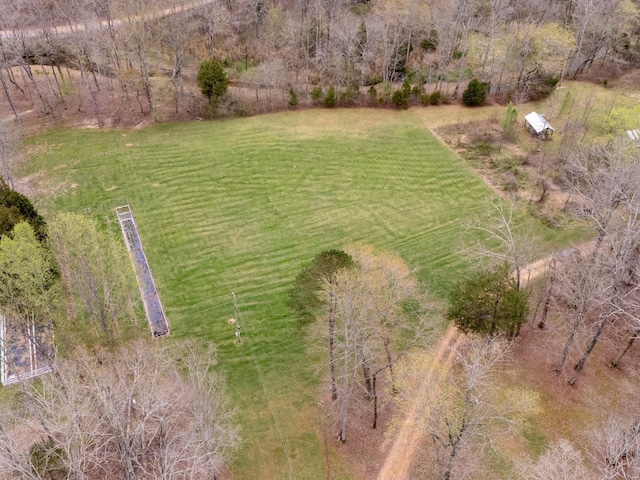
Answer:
xmin=19 ymin=108 xmax=580 ymax=479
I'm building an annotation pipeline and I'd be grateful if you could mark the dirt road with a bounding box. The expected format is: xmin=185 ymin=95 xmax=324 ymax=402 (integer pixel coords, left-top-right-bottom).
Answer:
xmin=0 ymin=0 xmax=215 ymax=40
xmin=377 ymin=325 xmax=462 ymax=480
xmin=376 ymin=242 xmax=594 ymax=479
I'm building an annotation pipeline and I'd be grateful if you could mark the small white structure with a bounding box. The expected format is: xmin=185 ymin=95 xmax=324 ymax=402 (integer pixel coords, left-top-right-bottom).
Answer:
xmin=627 ymin=129 xmax=640 ymax=144
xmin=525 ymin=112 xmax=555 ymax=140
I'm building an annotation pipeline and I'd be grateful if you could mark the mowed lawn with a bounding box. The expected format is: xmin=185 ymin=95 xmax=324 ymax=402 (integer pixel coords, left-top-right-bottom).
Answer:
xmin=20 ymin=108 xmax=575 ymax=479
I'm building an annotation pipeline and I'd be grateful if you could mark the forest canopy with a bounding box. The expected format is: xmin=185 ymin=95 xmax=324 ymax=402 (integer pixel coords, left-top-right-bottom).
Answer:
xmin=1 ymin=0 xmax=639 ymax=121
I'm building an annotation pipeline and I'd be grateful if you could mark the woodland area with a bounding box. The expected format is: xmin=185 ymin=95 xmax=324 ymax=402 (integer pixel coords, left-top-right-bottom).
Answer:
xmin=2 ymin=0 xmax=640 ymax=479
xmin=289 ymin=142 xmax=640 ymax=478
xmin=0 ymin=0 xmax=640 ymax=124
xmin=0 ymin=194 xmax=240 ymax=479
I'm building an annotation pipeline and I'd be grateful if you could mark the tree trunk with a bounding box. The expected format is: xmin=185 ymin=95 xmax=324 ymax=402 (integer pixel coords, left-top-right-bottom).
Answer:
xmin=22 ymin=63 xmax=54 ymax=116
xmin=372 ymin=373 xmax=378 ymax=429
xmin=569 ymin=295 xmax=617 ymax=385
xmin=139 ymin=56 xmax=153 ymax=117
xmin=0 ymin=69 xmax=19 ymax=122
xmin=115 ymin=435 xmax=137 ymax=480
xmin=538 ymin=262 xmax=556 ymax=329
xmin=554 ymin=315 xmax=582 ymax=373
xmin=86 ymin=79 xmax=103 ymax=127
xmin=494 ymin=39 xmax=513 ymax=95
xmin=84 ymin=49 xmax=101 ymax=93
xmin=593 ymin=205 xmax=617 ymax=258
xmin=440 ymin=385 xmax=472 ymax=480
xmin=361 ymin=354 xmax=373 ymax=399
xmin=339 ymin=408 xmax=347 ymax=443
xmin=538 ymin=295 xmax=552 ymax=329
xmin=609 ymin=329 xmax=639 ymax=368
xmin=383 ymin=337 xmax=397 ymax=393
xmin=329 ymin=290 xmax=337 ymax=400
xmin=442 ymin=418 xmax=467 ymax=480
xmin=8 ymin=64 xmax=25 ymax=93
xmin=39 ymin=62 xmax=59 ymax=102
xmin=556 ymin=277 xmax=592 ymax=372
xmin=48 ymin=62 xmax=64 ymax=103
xmin=172 ymin=77 xmax=180 ymax=114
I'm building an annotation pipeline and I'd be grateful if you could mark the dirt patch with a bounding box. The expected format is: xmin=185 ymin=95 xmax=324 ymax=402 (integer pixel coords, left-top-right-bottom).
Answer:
xmin=513 ymin=316 xmax=640 ymax=451
xmin=320 ymin=378 xmax=394 ymax=480
xmin=77 ymin=120 xmax=100 ymax=129
xmin=105 ymin=185 xmax=117 ymax=191
xmin=12 ymin=171 xmax=43 ymax=199
xmin=11 ymin=170 xmax=78 ymax=202
xmin=615 ymin=69 xmax=640 ymax=97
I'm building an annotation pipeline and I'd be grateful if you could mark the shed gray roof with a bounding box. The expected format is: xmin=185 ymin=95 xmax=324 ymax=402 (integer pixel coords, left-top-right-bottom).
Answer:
xmin=525 ymin=112 xmax=554 ymax=133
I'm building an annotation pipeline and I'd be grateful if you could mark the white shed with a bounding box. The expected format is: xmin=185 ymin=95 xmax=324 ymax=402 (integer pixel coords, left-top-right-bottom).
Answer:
xmin=524 ymin=112 xmax=554 ymax=140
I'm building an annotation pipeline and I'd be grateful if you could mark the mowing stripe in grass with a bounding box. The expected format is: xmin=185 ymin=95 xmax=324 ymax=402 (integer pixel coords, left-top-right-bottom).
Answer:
xmin=21 ymin=109 xmax=580 ymax=479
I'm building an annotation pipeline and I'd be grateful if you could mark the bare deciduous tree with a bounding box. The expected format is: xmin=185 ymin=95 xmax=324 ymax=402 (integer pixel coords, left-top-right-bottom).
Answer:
xmin=0 ymin=340 xmax=240 ymax=480
xmin=464 ymin=199 xmax=540 ymax=291
xmin=119 ymin=0 xmax=161 ymax=118
xmin=553 ymin=249 xmax=605 ymax=373
xmin=318 ymin=244 xmax=429 ymax=441
xmin=569 ymin=0 xmax=629 ymax=77
xmin=569 ymin=199 xmax=640 ymax=384
xmin=559 ymin=142 xmax=640 ymax=384
xmin=49 ymin=213 xmax=139 ymax=339
xmin=349 ymin=243 xmax=431 ymax=428
xmin=0 ymin=121 xmax=20 ymax=188
xmin=344 ymin=243 xmax=421 ymax=391
xmin=325 ymin=267 xmax=368 ymax=443
xmin=591 ymin=414 xmax=640 ymax=480
xmin=517 ymin=438 xmax=593 ymax=480
xmin=563 ymin=142 xmax=640 ymax=254
xmin=404 ymin=335 xmax=540 ymax=480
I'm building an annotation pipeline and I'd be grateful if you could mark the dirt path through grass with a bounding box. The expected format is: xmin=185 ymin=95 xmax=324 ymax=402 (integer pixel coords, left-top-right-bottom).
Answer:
xmin=377 ymin=325 xmax=462 ymax=480
xmin=377 ymin=241 xmax=595 ymax=479
xmin=525 ymin=239 xmax=595 ymax=282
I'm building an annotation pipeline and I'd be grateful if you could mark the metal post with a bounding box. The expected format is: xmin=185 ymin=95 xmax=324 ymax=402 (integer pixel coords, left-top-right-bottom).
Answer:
xmin=232 ymin=292 xmax=241 ymax=345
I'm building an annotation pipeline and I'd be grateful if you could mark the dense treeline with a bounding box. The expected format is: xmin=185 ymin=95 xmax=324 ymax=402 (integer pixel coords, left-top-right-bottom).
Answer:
xmin=1 ymin=0 xmax=640 ymax=121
